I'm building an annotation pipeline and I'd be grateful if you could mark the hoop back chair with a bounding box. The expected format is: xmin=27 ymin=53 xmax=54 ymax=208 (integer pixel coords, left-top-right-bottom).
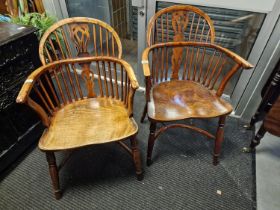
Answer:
xmin=16 ymin=56 xmax=143 ymax=199
xmin=142 ymin=41 xmax=253 ymax=166
xmin=141 ymin=5 xmax=216 ymax=122
xmin=39 ymin=17 xmax=122 ymax=65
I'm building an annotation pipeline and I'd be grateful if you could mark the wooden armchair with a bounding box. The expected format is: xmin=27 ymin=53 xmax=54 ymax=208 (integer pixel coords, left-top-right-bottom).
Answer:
xmin=39 ymin=17 xmax=122 ymax=65
xmin=16 ymin=56 xmax=143 ymax=199
xmin=142 ymin=41 xmax=253 ymax=166
xmin=141 ymin=5 xmax=215 ymax=122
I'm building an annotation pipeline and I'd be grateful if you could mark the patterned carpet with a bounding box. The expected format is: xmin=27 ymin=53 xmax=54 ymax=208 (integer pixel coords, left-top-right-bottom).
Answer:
xmin=0 ymin=91 xmax=255 ymax=209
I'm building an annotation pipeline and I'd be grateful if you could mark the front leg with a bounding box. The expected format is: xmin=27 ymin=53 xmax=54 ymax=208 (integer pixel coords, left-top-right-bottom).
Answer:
xmin=147 ymin=121 xmax=157 ymax=166
xmin=130 ymin=135 xmax=144 ymax=181
xmin=213 ymin=115 xmax=226 ymax=165
xmin=46 ymin=152 xmax=62 ymax=199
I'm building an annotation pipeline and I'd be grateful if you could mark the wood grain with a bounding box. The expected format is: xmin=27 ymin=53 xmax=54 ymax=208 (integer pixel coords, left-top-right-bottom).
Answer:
xmin=148 ymin=80 xmax=232 ymax=121
xmin=38 ymin=97 xmax=138 ymax=151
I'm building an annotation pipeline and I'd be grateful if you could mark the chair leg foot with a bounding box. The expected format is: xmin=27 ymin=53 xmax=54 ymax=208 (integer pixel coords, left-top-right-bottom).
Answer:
xmin=137 ymin=172 xmax=144 ymax=181
xmin=46 ymin=152 xmax=62 ymax=200
xmin=213 ymin=154 xmax=219 ymax=166
xmin=146 ymin=158 xmax=152 ymax=166
xmin=140 ymin=103 xmax=147 ymax=123
xmin=146 ymin=122 xmax=156 ymax=166
xmin=243 ymin=124 xmax=266 ymax=153
xmin=130 ymin=136 xmax=143 ymax=181
xmin=213 ymin=116 xmax=226 ymax=166
xmin=54 ymin=191 xmax=62 ymax=200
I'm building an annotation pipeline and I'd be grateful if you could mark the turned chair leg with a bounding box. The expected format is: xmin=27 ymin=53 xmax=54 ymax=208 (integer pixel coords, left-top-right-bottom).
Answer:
xmin=46 ymin=152 xmax=62 ymax=200
xmin=140 ymin=103 xmax=147 ymax=123
xmin=243 ymin=123 xmax=267 ymax=153
xmin=147 ymin=122 xmax=157 ymax=166
xmin=244 ymin=111 xmax=260 ymax=130
xmin=130 ymin=136 xmax=144 ymax=181
xmin=213 ymin=116 xmax=226 ymax=166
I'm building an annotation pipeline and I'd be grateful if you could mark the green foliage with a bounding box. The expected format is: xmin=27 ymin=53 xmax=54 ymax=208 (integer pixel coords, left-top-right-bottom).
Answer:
xmin=10 ymin=13 xmax=56 ymax=39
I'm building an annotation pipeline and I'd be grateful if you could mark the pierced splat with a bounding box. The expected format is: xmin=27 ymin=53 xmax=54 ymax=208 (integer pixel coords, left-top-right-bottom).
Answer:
xmin=69 ymin=23 xmax=90 ymax=57
xmin=172 ymin=11 xmax=189 ymax=42
xmin=80 ymin=63 xmax=96 ymax=98
xmin=171 ymin=11 xmax=189 ymax=80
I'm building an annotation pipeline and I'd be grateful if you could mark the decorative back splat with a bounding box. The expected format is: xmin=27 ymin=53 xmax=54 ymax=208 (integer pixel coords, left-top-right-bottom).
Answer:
xmin=39 ymin=17 xmax=122 ymax=65
xmin=172 ymin=11 xmax=189 ymax=42
xmin=171 ymin=11 xmax=189 ymax=79
xmin=147 ymin=5 xmax=215 ymax=46
xmin=146 ymin=5 xmax=215 ymax=81
xmin=80 ymin=63 xmax=96 ymax=98
xmin=69 ymin=23 xmax=90 ymax=57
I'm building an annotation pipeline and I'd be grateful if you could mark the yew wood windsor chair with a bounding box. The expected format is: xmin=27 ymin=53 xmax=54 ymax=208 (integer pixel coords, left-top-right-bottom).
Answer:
xmin=142 ymin=41 xmax=253 ymax=166
xmin=141 ymin=5 xmax=216 ymax=122
xmin=39 ymin=17 xmax=122 ymax=65
xmin=16 ymin=56 xmax=143 ymax=199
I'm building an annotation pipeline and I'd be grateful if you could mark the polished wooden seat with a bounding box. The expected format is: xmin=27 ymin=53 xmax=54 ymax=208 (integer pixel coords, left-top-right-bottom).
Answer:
xmin=17 ymin=56 xmax=143 ymax=200
xmin=39 ymin=98 xmax=138 ymax=151
xmin=148 ymin=80 xmax=232 ymax=121
xmin=142 ymin=42 xmax=253 ymax=166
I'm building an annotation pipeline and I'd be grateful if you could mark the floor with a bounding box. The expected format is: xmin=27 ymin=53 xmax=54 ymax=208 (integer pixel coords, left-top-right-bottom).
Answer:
xmin=122 ymin=39 xmax=138 ymax=76
xmin=0 ymin=92 xmax=255 ymax=209
xmin=255 ymin=123 xmax=280 ymax=210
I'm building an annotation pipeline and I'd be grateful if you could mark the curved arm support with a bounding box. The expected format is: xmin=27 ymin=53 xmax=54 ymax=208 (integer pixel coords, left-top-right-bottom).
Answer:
xmin=142 ymin=42 xmax=253 ymax=71
xmin=26 ymin=97 xmax=50 ymax=127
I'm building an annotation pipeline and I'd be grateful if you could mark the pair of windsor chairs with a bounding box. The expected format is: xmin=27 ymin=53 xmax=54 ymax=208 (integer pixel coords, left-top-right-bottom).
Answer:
xmin=16 ymin=5 xmax=253 ymax=199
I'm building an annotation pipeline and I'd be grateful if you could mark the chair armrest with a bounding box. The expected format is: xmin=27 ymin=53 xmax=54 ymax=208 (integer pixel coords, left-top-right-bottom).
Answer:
xmin=16 ymin=65 xmax=46 ymax=104
xmin=142 ymin=47 xmax=152 ymax=77
xmin=16 ymin=65 xmax=51 ymax=127
xmin=117 ymin=58 xmax=139 ymax=90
